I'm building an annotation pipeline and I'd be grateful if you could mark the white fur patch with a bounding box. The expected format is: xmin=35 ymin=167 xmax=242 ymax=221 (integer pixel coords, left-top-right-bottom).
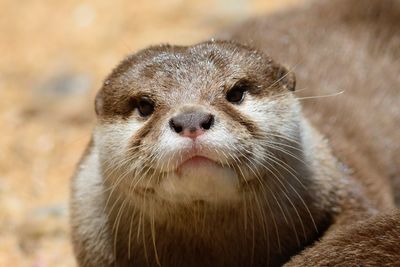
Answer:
xmin=71 ymin=145 xmax=114 ymax=265
xmin=157 ymin=160 xmax=239 ymax=203
xmin=94 ymin=120 xmax=143 ymax=165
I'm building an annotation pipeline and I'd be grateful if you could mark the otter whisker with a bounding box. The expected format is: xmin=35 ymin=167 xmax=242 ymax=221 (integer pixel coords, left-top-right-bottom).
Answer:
xmin=266 ymin=62 xmax=300 ymax=90
xmin=260 ymin=148 xmax=307 ymax=189
xmin=144 ymin=170 xmax=161 ymax=266
xmin=270 ymin=87 xmax=310 ymax=99
xmin=262 ymin=132 xmax=303 ymax=147
xmin=265 ymin=152 xmax=318 ymax=233
xmin=263 ymin=143 xmax=308 ymax=166
xmin=265 ymin=139 xmax=304 ymax=154
xmin=112 ymin=197 xmax=129 ymax=261
xmin=295 ymin=90 xmax=345 ymax=101
xmin=241 ymin=151 xmax=303 ymax=245
xmin=101 ymin=143 xmax=150 ymax=184
xmin=235 ymin=148 xmax=284 ymax=251
xmin=127 ymin=207 xmax=135 ymax=260
xmin=261 ymin=156 xmax=309 ymax=242
xmin=102 ymin=160 xmax=145 ymax=212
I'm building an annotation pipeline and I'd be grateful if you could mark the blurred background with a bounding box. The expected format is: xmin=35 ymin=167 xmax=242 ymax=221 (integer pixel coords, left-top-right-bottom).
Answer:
xmin=0 ymin=0 xmax=303 ymax=266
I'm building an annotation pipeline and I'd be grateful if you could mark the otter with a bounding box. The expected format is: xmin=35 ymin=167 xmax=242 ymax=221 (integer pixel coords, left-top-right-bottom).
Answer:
xmin=70 ymin=0 xmax=400 ymax=266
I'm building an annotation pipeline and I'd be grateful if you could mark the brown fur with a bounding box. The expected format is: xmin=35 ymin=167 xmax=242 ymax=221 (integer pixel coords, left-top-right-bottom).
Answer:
xmin=220 ymin=0 xmax=400 ymax=264
xmin=286 ymin=210 xmax=400 ymax=266
xmin=71 ymin=0 xmax=400 ymax=266
xmin=222 ymin=0 xmax=400 ymax=207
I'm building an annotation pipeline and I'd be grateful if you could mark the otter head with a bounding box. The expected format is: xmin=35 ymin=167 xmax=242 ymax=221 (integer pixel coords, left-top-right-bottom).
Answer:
xmin=94 ymin=41 xmax=300 ymax=214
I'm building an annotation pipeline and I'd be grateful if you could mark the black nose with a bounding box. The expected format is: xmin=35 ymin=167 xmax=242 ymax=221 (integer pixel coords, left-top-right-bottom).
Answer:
xmin=169 ymin=111 xmax=214 ymax=134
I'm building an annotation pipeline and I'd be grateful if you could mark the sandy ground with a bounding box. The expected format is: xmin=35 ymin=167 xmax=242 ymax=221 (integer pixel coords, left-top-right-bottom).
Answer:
xmin=0 ymin=0 xmax=303 ymax=266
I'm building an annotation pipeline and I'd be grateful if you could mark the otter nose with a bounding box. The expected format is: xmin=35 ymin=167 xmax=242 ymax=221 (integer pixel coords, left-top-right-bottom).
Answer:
xmin=169 ymin=111 xmax=214 ymax=139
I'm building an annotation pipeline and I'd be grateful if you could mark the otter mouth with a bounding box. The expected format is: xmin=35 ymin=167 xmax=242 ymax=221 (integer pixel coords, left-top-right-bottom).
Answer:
xmin=152 ymin=151 xmax=240 ymax=203
xmin=180 ymin=155 xmax=217 ymax=166
xmin=129 ymin=146 xmax=242 ymax=203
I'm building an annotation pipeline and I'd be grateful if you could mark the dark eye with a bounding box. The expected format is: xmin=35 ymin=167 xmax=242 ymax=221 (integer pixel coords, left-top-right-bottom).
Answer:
xmin=137 ymin=96 xmax=155 ymax=117
xmin=226 ymin=80 xmax=250 ymax=104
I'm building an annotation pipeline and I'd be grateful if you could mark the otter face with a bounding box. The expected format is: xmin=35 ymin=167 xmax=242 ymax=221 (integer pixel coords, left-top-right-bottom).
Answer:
xmin=94 ymin=41 xmax=299 ymax=207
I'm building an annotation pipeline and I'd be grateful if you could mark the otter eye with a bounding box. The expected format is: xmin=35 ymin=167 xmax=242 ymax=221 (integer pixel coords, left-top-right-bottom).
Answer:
xmin=137 ymin=97 xmax=154 ymax=117
xmin=226 ymin=80 xmax=250 ymax=104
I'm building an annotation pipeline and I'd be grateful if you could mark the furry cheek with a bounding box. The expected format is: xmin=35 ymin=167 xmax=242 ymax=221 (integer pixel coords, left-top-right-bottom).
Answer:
xmin=236 ymin=95 xmax=302 ymax=165
xmin=238 ymin=95 xmax=284 ymax=131
xmin=94 ymin=120 xmax=144 ymax=164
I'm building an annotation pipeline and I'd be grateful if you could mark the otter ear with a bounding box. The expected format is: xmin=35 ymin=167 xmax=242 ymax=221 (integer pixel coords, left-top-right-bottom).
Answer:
xmin=95 ymin=90 xmax=104 ymax=116
xmin=272 ymin=64 xmax=296 ymax=91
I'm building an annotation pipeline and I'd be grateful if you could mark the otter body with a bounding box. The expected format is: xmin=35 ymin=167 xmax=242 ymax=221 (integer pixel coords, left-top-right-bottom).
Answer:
xmin=71 ymin=0 xmax=400 ymax=266
xmin=223 ymin=0 xmax=400 ymax=208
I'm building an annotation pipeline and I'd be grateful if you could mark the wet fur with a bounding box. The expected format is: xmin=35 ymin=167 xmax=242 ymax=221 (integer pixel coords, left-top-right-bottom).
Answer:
xmin=71 ymin=0 xmax=400 ymax=266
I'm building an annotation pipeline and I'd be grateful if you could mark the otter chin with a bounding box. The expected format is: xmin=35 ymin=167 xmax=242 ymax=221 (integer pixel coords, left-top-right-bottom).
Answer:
xmin=157 ymin=155 xmax=240 ymax=204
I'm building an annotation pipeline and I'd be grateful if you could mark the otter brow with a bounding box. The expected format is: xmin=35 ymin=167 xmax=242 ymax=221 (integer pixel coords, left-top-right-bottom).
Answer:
xmin=228 ymin=78 xmax=257 ymax=92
